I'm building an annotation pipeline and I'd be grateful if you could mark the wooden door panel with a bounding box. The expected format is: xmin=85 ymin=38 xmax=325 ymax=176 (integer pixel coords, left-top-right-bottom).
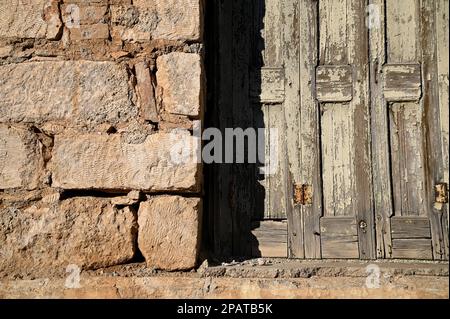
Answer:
xmin=254 ymin=0 xmax=289 ymax=221
xmin=209 ymin=0 xmax=448 ymax=260
xmin=385 ymin=0 xmax=427 ymax=219
xmin=251 ymin=220 xmax=288 ymax=257
xmin=370 ymin=0 xmax=448 ymax=260
xmin=321 ymin=217 xmax=359 ymax=258
xmin=315 ymin=0 xmax=375 ymax=259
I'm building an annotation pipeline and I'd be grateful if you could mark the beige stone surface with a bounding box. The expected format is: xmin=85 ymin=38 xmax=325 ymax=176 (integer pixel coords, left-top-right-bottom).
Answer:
xmin=0 ymin=197 xmax=137 ymax=277
xmin=50 ymin=132 xmax=201 ymax=192
xmin=138 ymin=196 xmax=202 ymax=270
xmin=111 ymin=0 xmax=202 ymax=42
xmin=0 ymin=125 xmax=43 ymax=190
xmin=61 ymin=4 xmax=107 ymax=25
xmin=156 ymin=52 xmax=203 ymax=117
xmin=0 ymin=61 xmax=135 ymax=126
xmin=0 ymin=275 xmax=447 ymax=299
xmin=0 ymin=0 xmax=62 ymax=39
xmin=68 ymin=23 xmax=109 ymax=41
xmin=135 ymin=61 xmax=158 ymax=122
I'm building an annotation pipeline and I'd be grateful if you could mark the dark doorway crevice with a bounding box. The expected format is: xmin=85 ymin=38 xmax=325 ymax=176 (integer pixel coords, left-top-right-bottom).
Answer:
xmin=203 ymin=0 xmax=266 ymax=260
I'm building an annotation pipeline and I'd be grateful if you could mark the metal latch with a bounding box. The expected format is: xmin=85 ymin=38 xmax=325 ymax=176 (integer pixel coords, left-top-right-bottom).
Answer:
xmin=293 ymin=184 xmax=313 ymax=206
xmin=435 ymin=183 xmax=448 ymax=203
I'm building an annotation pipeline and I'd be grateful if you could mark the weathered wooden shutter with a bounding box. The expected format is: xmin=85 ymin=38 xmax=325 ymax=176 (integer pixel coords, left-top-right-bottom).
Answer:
xmin=370 ymin=0 xmax=449 ymax=260
xmin=251 ymin=0 xmax=289 ymax=221
xmin=249 ymin=0 xmax=293 ymax=257
xmin=292 ymin=0 xmax=376 ymax=259
xmin=209 ymin=0 xmax=448 ymax=260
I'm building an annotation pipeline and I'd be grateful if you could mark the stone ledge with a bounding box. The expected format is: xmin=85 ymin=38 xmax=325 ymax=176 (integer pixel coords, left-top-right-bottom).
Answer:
xmin=0 ymin=274 xmax=447 ymax=299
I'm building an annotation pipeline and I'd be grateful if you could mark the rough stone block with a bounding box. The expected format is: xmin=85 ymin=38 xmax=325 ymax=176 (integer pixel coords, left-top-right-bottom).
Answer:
xmin=0 ymin=197 xmax=137 ymax=277
xmin=111 ymin=0 xmax=202 ymax=42
xmin=0 ymin=0 xmax=62 ymax=39
xmin=61 ymin=4 xmax=107 ymax=25
xmin=0 ymin=125 xmax=43 ymax=190
xmin=156 ymin=52 xmax=203 ymax=117
xmin=138 ymin=196 xmax=202 ymax=270
xmin=50 ymin=132 xmax=201 ymax=192
xmin=0 ymin=61 xmax=135 ymax=126
xmin=68 ymin=23 xmax=109 ymax=40
xmin=135 ymin=61 xmax=158 ymax=122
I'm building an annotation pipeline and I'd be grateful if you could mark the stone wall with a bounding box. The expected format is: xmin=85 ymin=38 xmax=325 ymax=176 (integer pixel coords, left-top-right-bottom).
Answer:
xmin=0 ymin=0 xmax=204 ymax=277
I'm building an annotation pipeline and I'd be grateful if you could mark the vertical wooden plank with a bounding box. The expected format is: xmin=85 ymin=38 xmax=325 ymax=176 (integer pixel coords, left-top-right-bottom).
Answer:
xmin=347 ymin=0 xmax=376 ymax=259
xmin=321 ymin=104 xmax=355 ymax=217
xmin=389 ymin=102 xmax=427 ymax=217
xmin=319 ymin=0 xmax=352 ymax=218
xmin=281 ymin=0 xmax=304 ymax=258
xmin=386 ymin=0 xmax=427 ymax=218
xmin=435 ymin=0 xmax=449 ymax=260
xmin=263 ymin=0 xmax=283 ymax=66
xmin=319 ymin=0 xmax=348 ymax=65
xmin=421 ymin=0 xmax=448 ymax=260
xmin=318 ymin=0 xmax=375 ymax=259
xmin=299 ymin=0 xmax=321 ymax=258
xmin=266 ymin=104 xmax=288 ymax=219
xmin=369 ymin=0 xmax=393 ymax=258
xmin=258 ymin=0 xmax=288 ymax=220
xmin=386 ymin=0 xmax=419 ymax=62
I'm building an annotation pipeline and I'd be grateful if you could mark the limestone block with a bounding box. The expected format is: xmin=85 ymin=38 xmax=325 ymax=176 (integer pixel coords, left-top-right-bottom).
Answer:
xmin=138 ymin=196 xmax=202 ymax=270
xmin=0 ymin=197 xmax=137 ymax=277
xmin=0 ymin=125 xmax=43 ymax=190
xmin=156 ymin=52 xmax=203 ymax=117
xmin=0 ymin=61 xmax=135 ymax=126
xmin=50 ymin=132 xmax=201 ymax=192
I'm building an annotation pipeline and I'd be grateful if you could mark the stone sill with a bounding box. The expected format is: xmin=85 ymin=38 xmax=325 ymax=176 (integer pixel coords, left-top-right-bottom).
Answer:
xmin=1 ymin=260 xmax=448 ymax=299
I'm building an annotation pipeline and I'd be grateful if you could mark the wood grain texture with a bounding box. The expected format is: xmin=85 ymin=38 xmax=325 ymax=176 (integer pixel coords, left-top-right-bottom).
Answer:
xmin=369 ymin=0 xmax=393 ymax=259
xmin=389 ymin=102 xmax=427 ymax=217
xmin=391 ymin=217 xmax=431 ymax=239
xmin=207 ymin=0 xmax=448 ymax=261
xmin=282 ymin=0 xmax=304 ymax=258
xmin=257 ymin=0 xmax=290 ymax=220
xmin=250 ymin=67 xmax=285 ymax=104
xmin=386 ymin=0 xmax=420 ymax=63
xmin=316 ymin=65 xmax=353 ymax=102
xmin=321 ymin=217 xmax=359 ymax=259
xmin=317 ymin=0 xmax=375 ymax=259
xmin=421 ymin=0 xmax=449 ymax=260
xmin=298 ymin=0 xmax=321 ymax=259
xmin=348 ymin=0 xmax=376 ymax=260
xmin=435 ymin=0 xmax=449 ymax=260
xmin=321 ymin=103 xmax=355 ymax=217
xmin=392 ymin=239 xmax=433 ymax=259
xmin=251 ymin=220 xmax=288 ymax=257
xmin=383 ymin=64 xmax=422 ymax=102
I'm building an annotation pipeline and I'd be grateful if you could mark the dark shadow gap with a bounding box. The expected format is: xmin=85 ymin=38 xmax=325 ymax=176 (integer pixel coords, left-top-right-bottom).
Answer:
xmin=203 ymin=0 xmax=266 ymax=261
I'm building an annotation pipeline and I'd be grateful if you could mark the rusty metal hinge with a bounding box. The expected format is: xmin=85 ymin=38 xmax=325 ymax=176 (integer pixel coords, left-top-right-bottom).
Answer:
xmin=435 ymin=183 xmax=448 ymax=204
xmin=293 ymin=184 xmax=313 ymax=206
